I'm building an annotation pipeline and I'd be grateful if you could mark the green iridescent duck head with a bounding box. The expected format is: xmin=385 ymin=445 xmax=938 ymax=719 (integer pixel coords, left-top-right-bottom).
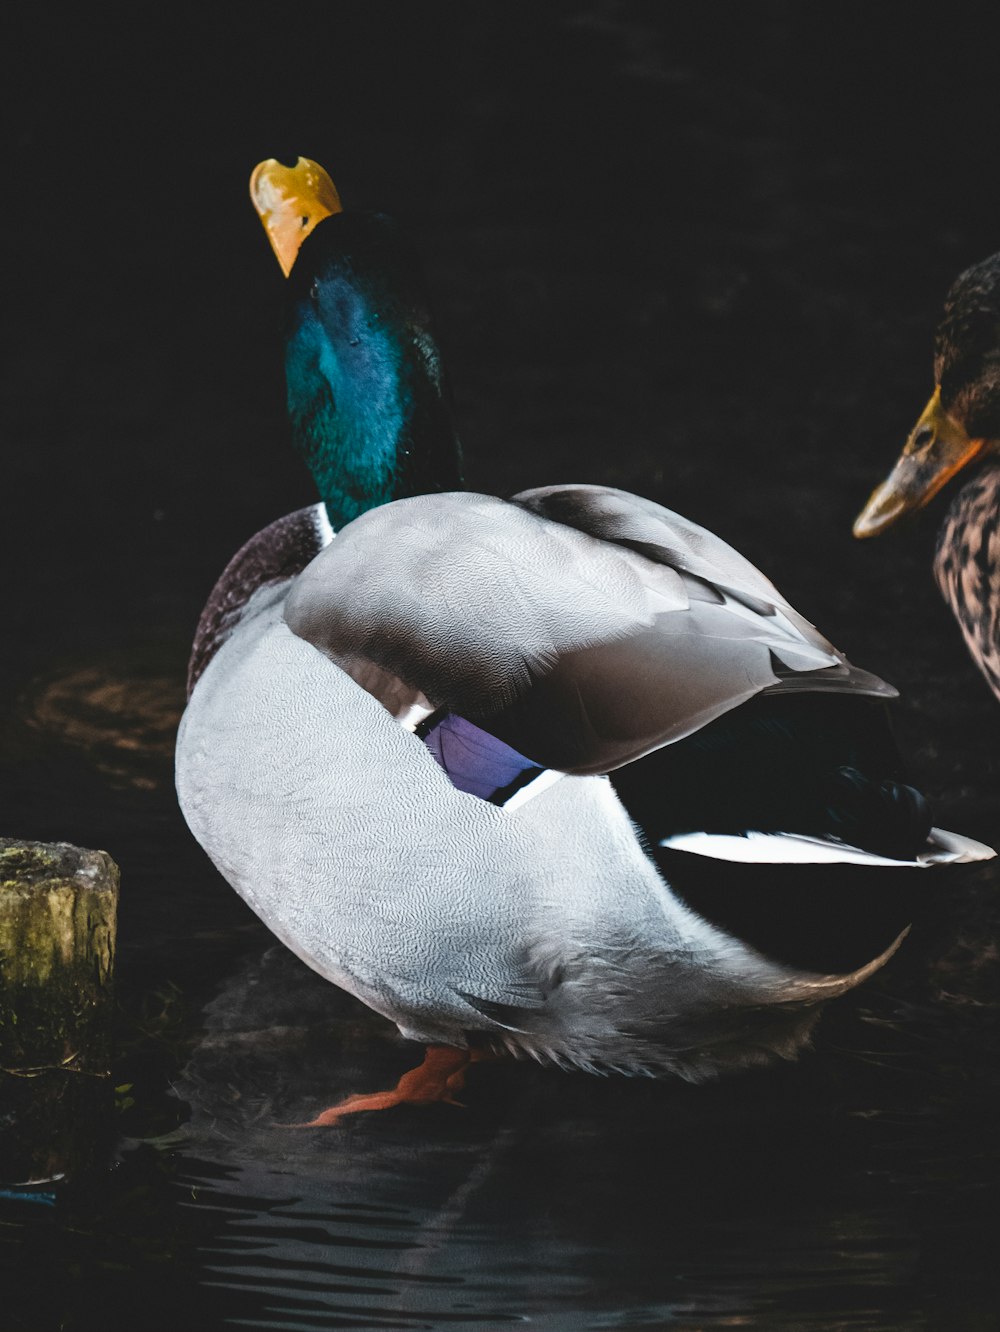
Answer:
xmin=251 ymin=158 xmax=462 ymax=528
xmin=854 ymin=253 xmax=1000 ymax=539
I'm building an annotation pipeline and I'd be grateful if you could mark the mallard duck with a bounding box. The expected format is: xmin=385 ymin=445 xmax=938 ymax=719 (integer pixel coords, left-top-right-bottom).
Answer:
xmin=176 ymin=159 xmax=993 ymax=1122
xmin=854 ymin=251 xmax=1000 ymax=697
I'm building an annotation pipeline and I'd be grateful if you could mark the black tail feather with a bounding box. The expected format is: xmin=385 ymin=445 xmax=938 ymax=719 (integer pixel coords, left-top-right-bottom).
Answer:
xmin=823 ymin=767 xmax=932 ymax=861
xmin=611 ymin=694 xmax=933 ymax=861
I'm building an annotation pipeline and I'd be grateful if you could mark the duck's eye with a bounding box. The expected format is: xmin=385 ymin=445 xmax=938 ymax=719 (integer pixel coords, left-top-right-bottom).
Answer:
xmin=310 ymin=280 xmax=319 ymax=301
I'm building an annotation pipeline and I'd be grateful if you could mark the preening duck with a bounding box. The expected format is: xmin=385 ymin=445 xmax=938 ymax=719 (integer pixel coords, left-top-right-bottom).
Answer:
xmin=176 ymin=159 xmax=993 ymax=1122
xmin=854 ymin=250 xmax=1000 ymax=698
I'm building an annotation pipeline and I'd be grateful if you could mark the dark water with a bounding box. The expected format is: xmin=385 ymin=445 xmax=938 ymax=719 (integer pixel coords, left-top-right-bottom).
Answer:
xmin=5 ymin=3 xmax=1000 ymax=1327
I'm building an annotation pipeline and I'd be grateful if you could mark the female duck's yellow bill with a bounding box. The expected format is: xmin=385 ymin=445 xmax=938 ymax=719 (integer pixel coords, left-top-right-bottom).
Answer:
xmin=854 ymin=386 xmax=986 ymax=538
xmin=250 ymin=157 xmax=342 ymax=278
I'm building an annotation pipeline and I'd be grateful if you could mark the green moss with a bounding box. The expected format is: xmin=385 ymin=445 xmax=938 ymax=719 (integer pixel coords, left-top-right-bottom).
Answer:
xmin=0 ymin=844 xmax=61 ymax=888
xmin=0 ymin=839 xmax=118 ymax=1072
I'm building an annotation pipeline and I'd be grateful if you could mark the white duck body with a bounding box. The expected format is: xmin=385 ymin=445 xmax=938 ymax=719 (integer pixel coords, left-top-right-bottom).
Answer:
xmin=177 ymin=486 xmax=992 ymax=1080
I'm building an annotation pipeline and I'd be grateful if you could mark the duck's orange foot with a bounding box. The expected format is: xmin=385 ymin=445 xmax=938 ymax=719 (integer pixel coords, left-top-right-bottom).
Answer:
xmin=286 ymin=1045 xmax=484 ymax=1128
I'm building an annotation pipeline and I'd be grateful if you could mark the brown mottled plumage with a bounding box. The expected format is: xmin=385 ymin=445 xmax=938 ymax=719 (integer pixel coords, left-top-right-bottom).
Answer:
xmin=934 ymin=255 xmax=1000 ymax=440
xmin=855 ymin=251 xmax=1000 ymax=699
xmin=934 ymin=462 xmax=1000 ymax=698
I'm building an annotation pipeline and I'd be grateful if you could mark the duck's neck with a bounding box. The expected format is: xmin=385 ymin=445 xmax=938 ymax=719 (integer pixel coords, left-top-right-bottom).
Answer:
xmin=285 ymin=276 xmax=462 ymax=529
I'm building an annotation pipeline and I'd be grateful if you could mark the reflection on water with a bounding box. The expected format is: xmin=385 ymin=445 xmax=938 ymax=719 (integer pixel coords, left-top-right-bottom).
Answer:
xmin=156 ymin=939 xmax=997 ymax=1329
xmin=187 ymin=1163 xmax=530 ymax=1330
xmin=19 ymin=661 xmax=183 ymax=791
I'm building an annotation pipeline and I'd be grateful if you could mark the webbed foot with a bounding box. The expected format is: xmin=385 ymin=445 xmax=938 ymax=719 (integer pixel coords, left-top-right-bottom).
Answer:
xmin=284 ymin=1044 xmax=485 ymax=1128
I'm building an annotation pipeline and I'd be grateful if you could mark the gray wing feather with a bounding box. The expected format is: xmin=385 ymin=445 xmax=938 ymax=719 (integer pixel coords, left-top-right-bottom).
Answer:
xmin=513 ymin=483 xmax=793 ymax=613
xmin=284 ymin=489 xmax=896 ymax=774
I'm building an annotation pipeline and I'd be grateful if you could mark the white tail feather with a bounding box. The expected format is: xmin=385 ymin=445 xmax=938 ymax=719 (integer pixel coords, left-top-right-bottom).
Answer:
xmin=659 ymin=827 xmax=996 ymax=867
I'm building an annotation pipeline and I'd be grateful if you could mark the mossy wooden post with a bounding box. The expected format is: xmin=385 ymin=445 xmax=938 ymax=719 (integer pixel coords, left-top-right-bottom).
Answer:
xmin=0 ymin=838 xmax=119 ymax=1183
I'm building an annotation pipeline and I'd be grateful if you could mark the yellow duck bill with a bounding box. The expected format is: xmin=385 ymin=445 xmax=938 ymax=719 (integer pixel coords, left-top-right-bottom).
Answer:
xmin=250 ymin=156 xmax=343 ymax=277
xmin=854 ymin=386 xmax=986 ymax=538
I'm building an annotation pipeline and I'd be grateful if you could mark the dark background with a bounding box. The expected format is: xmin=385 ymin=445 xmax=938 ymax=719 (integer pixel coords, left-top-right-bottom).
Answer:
xmin=8 ymin=2 xmax=1000 ymax=740
xmin=4 ymin=3 xmax=1000 ymax=1328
